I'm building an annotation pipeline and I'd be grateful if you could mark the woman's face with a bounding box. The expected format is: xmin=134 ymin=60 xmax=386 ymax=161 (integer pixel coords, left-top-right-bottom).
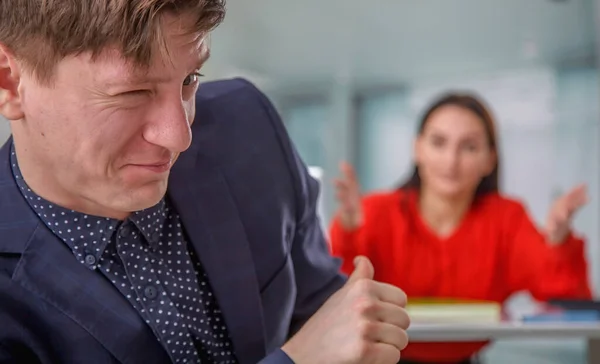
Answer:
xmin=414 ymin=104 xmax=496 ymax=200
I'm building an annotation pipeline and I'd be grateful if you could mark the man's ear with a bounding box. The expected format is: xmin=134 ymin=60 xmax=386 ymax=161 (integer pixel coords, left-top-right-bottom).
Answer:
xmin=0 ymin=44 xmax=24 ymax=120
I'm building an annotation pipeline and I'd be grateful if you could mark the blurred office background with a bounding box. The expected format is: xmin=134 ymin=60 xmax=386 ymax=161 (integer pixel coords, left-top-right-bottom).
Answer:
xmin=0 ymin=0 xmax=598 ymax=362
xmin=205 ymin=0 xmax=599 ymax=362
xmin=205 ymin=0 xmax=599 ymax=289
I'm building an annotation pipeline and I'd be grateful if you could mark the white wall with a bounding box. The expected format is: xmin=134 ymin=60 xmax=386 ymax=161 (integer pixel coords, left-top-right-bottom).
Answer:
xmin=0 ymin=116 xmax=9 ymax=143
xmin=308 ymin=166 xmax=328 ymax=238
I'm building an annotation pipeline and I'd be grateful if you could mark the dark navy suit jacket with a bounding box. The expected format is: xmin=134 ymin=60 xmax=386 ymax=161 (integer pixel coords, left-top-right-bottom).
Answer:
xmin=0 ymin=78 xmax=346 ymax=364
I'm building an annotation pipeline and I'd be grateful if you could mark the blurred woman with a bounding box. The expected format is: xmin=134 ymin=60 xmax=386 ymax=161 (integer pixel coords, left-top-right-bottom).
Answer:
xmin=329 ymin=93 xmax=591 ymax=364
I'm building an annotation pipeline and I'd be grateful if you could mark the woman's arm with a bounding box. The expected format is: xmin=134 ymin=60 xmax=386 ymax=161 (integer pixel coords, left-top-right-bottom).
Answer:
xmin=503 ymin=201 xmax=591 ymax=301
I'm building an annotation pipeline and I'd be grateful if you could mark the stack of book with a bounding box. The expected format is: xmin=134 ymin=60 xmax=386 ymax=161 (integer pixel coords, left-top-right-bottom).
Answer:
xmin=406 ymin=298 xmax=502 ymax=324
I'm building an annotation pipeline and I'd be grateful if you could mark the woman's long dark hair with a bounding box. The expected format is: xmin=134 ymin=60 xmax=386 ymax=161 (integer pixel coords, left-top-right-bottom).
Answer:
xmin=400 ymin=92 xmax=500 ymax=197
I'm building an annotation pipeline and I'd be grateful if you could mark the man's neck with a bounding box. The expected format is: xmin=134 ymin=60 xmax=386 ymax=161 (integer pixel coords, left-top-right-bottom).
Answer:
xmin=418 ymin=188 xmax=473 ymax=238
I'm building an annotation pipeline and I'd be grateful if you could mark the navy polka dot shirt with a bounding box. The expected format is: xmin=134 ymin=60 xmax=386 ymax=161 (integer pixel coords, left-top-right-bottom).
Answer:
xmin=10 ymin=145 xmax=238 ymax=364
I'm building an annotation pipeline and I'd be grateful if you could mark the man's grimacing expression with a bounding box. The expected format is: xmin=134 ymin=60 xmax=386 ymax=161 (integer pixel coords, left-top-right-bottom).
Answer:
xmin=0 ymin=13 xmax=208 ymax=219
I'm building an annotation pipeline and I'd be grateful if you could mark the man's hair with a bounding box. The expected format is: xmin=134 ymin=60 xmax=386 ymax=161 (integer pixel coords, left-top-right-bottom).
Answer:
xmin=0 ymin=0 xmax=226 ymax=84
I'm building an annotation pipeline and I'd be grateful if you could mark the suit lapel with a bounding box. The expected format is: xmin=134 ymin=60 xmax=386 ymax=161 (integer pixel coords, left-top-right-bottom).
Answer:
xmin=12 ymin=222 xmax=171 ymax=364
xmin=169 ymin=151 xmax=267 ymax=364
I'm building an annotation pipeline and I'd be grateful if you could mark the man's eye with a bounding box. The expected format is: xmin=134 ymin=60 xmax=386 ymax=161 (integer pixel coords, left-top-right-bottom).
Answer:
xmin=183 ymin=72 xmax=204 ymax=86
xmin=122 ymin=90 xmax=149 ymax=96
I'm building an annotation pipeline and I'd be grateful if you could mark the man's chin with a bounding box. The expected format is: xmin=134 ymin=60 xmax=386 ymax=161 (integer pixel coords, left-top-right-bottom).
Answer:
xmin=122 ymin=180 xmax=169 ymax=211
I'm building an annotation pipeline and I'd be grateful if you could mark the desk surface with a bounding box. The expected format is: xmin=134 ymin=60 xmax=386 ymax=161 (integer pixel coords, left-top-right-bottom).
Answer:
xmin=408 ymin=321 xmax=600 ymax=342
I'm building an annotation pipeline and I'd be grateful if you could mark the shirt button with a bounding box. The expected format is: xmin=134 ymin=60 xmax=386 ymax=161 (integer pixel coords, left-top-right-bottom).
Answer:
xmin=151 ymin=231 xmax=160 ymax=243
xmin=144 ymin=285 xmax=158 ymax=300
xmin=84 ymin=254 xmax=96 ymax=266
xmin=119 ymin=225 xmax=131 ymax=238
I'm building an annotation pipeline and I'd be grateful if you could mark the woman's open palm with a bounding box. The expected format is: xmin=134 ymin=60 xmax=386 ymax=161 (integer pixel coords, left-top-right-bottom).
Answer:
xmin=334 ymin=162 xmax=363 ymax=230
xmin=545 ymin=184 xmax=588 ymax=244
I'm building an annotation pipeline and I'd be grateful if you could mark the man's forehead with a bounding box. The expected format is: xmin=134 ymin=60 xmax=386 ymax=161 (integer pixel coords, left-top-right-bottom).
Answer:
xmin=92 ymin=38 xmax=210 ymax=86
xmin=132 ymin=40 xmax=210 ymax=77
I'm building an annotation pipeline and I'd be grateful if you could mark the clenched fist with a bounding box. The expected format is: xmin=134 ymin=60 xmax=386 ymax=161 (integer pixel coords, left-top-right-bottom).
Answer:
xmin=282 ymin=256 xmax=410 ymax=364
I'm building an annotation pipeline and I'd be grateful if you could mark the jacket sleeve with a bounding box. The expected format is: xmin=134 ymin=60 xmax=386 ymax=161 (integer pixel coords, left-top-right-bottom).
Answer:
xmin=248 ymin=79 xmax=347 ymax=338
xmin=503 ymin=201 xmax=591 ymax=301
xmin=257 ymin=349 xmax=295 ymax=364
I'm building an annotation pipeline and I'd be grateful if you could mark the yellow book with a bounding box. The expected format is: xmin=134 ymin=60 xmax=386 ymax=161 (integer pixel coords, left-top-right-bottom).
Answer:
xmin=406 ymin=298 xmax=502 ymax=324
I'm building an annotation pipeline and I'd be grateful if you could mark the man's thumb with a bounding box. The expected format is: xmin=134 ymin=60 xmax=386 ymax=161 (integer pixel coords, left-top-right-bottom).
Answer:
xmin=347 ymin=256 xmax=374 ymax=284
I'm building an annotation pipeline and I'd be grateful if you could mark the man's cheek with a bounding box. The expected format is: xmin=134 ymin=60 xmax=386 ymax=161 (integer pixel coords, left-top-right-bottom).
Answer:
xmin=185 ymin=101 xmax=195 ymax=126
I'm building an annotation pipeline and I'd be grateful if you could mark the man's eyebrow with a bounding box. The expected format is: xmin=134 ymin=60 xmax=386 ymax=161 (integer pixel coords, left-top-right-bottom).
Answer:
xmin=103 ymin=74 xmax=167 ymax=88
xmin=102 ymin=48 xmax=211 ymax=89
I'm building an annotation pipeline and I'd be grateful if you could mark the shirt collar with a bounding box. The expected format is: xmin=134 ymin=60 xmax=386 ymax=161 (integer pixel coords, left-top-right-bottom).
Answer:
xmin=129 ymin=200 xmax=168 ymax=250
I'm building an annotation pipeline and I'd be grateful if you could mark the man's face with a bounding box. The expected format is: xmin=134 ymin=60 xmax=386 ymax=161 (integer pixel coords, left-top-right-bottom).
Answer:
xmin=4 ymin=13 xmax=208 ymax=219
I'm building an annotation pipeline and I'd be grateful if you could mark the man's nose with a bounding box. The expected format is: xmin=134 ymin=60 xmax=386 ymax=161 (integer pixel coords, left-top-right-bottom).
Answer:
xmin=143 ymin=98 xmax=192 ymax=153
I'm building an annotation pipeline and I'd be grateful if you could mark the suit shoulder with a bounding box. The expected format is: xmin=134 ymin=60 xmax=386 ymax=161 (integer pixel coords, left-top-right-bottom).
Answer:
xmin=195 ymin=78 xmax=263 ymax=102
xmin=191 ymin=77 xmax=278 ymax=138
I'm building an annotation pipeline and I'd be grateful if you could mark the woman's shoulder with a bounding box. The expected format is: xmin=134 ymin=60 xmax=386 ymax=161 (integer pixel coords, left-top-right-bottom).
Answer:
xmin=477 ymin=192 xmax=529 ymax=215
xmin=357 ymin=189 xmax=404 ymax=215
